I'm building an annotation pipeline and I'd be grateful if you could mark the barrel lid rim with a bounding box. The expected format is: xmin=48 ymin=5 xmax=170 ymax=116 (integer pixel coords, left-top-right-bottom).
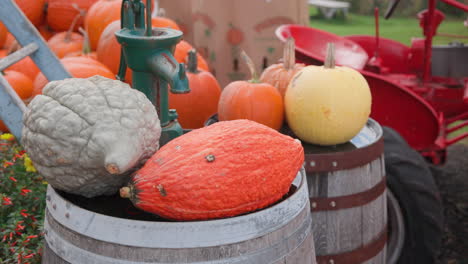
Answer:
xmin=45 ymin=168 xmax=310 ymax=248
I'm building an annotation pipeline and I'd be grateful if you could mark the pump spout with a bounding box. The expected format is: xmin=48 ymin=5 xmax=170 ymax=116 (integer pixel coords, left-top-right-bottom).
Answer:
xmin=148 ymin=50 xmax=190 ymax=94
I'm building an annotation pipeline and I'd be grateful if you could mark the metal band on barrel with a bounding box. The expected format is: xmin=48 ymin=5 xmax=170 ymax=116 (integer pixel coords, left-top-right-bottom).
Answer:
xmin=305 ymin=137 xmax=384 ymax=173
xmin=310 ymin=176 xmax=386 ymax=211
xmin=316 ymin=225 xmax=387 ymax=264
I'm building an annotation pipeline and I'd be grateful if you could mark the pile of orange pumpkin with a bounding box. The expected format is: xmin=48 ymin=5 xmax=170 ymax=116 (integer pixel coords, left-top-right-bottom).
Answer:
xmin=0 ymin=0 xmax=211 ymax=132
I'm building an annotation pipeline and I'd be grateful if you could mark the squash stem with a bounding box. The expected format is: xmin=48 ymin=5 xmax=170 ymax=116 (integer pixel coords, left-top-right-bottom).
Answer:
xmin=187 ymin=49 xmax=199 ymax=73
xmin=284 ymin=37 xmax=295 ymax=70
xmin=65 ymin=4 xmax=85 ymax=42
xmin=324 ymin=43 xmax=335 ymax=69
xmin=240 ymin=50 xmax=259 ymax=83
xmin=78 ymin=27 xmax=91 ymax=55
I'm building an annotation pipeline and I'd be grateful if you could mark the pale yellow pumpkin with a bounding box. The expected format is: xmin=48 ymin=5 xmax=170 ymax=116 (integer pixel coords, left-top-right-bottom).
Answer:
xmin=285 ymin=43 xmax=372 ymax=146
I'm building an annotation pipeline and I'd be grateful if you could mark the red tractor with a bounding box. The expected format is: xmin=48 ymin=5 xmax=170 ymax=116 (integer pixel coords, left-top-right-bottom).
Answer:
xmin=277 ymin=0 xmax=467 ymax=263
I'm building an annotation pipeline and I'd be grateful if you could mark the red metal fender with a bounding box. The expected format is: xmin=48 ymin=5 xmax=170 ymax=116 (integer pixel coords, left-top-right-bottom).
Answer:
xmin=359 ymin=70 xmax=440 ymax=151
xmin=344 ymin=35 xmax=411 ymax=74
xmin=275 ymin=24 xmax=369 ymax=70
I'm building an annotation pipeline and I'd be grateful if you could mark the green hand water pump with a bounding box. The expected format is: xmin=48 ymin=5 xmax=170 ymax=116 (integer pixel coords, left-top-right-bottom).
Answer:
xmin=115 ymin=0 xmax=190 ymax=146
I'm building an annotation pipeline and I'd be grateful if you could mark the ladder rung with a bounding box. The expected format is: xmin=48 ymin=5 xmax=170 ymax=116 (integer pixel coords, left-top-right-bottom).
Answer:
xmin=0 ymin=43 xmax=39 ymax=71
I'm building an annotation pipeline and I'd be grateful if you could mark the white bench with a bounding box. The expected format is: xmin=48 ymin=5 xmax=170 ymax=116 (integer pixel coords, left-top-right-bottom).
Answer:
xmin=309 ymin=0 xmax=350 ymax=19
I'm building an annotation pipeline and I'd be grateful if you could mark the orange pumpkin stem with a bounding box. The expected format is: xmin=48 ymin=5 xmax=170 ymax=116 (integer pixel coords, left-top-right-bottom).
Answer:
xmin=78 ymin=27 xmax=91 ymax=55
xmin=284 ymin=37 xmax=296 ymax=70
xmin=324 ymin=43 xmax=335 ymax=69
xmin=240 ymin=50 xmax=259 ymax=83
xmin=65 ymin=4 xmax=86 ymax=42
xmin=187 ymin=49 xmax=199 ymax=73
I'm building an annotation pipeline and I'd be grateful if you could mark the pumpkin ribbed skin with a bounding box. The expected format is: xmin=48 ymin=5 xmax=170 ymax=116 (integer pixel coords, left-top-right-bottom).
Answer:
xmin=260 ymin=63 xmax=305 ymax=97
xmin=32 ymin=57 xmax=115 ymax=96
xmin=3 ymin=70 xmax=34 ymax=100
xmin=218 ymin=81 xmax=284 ymax=130
xmin=15 ymin=0 xmax=45 ymax=26
xmin=174 ymin=40 xmax=209 ymax=72
xmin=168 ymin=51 xmax=221 ymax=129
xmin=123 ymin=119 xmax=304 ymax=220
xmin=47 ymin=0 xmax=98 ymax=31
xmin=152 ymin=17 xmax=180 ymax=31
xmin=0 ymin=70 xmax=34 ymax=132
xmin=6 ymin=57 xmax=40 ymax=81
xmin=84 ymin=0 xmax=122 ymax=50
xmin=96 ymin=20 xmax=132 ymax=83
xmin=47 ymin=32 xmax=84 ymax=58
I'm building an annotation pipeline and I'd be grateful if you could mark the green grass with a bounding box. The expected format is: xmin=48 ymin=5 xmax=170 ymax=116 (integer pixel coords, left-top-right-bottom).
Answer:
xmin=309 ymin=8 xmax=468 ymax=45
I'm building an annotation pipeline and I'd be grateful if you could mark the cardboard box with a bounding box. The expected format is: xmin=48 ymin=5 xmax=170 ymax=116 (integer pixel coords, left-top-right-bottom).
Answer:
xmin=159 ymin=0 xmax=309 ymax=87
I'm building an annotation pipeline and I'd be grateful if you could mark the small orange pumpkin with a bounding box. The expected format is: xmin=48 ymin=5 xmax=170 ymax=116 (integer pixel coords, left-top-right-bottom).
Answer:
xmin=218 ymin=51 xmax=284 ymax=130
xmin=84 ymin=0 xmax=122 ymax=50
xmin=169 ymin=50 xmax=221 ymax=129
xmin=260 ymin=37 xmax=305 ymax=98
xmin=65 ymin=28 xmax=97 ymax=59
xmin=3 ymin=70 xmax=34 ymax=100
xmin=0 ymin=70 xmax=34 ymax=132
xmin=96 ymin=20 xmax=132 ymax=83
xmin=33 ymin=56 xmax=115 ymax=96
xmin=6 ymin=57 xmax=40 ymax=81
xmin=47 ymin=11 xmax=85 ymax=58
xmin=174 ymin=40 xmax=209 ymax=72
xmin=47 ymin=0 xmax=98 ymax=32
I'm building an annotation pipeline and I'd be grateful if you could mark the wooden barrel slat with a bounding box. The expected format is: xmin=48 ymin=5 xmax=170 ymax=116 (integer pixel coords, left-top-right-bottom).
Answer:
xmin=306 ymin=119 xmax=387 ymax=264
xmin=42 ymin=169 xmax=317 ymax=264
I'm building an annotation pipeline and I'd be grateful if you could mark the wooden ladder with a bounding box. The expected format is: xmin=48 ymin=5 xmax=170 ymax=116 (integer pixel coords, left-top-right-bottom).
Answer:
xmin=0 ymin=0 xmax=71 ymax=141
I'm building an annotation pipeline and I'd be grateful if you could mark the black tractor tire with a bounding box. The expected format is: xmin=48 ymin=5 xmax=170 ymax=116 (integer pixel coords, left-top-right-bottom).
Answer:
xmin=383 ymin=126 xmax=444 ymax=264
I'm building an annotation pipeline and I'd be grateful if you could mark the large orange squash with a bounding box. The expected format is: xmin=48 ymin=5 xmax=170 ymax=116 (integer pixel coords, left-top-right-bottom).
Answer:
xmin=260 ymin=37 xmax=305 ymax=98
xmin=174 ymin=40 xmax=209 ymax=72
xmin=47 ymin=0 xmax=98 ymax=32
xmin=120 ymin=119 xmax=304 ymax=220
xmin=84 ymin=0 xmax=122 ymax=50
xmin=218 ymin=51 xmax=284 ymax=130
xmin=169 ymin=50 xmax=221 ymax=129
xmin=32 ymin=56 xmax=115 ymax=96
xmin=96 ymin=20 xmax=131 ymax=83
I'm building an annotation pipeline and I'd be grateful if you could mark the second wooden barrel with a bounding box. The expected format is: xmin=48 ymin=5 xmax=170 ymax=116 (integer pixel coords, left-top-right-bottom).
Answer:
xmin=304 ymin=119 xmax=387 ymax=264
xmin=42 ymin=168 xmax=317 ymax=264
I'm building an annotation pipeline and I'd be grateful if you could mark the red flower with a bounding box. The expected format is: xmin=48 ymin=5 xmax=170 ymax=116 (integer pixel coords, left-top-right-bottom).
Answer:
xmin=20 ymin=188 xmax=32 ymax=196
xmin=20 ymin=210 xmax=29 ymax=218
xmin=26 ymin=235 xmax=38 ymax=239
xmin=9 ymin=176 xmax=17 ymax=182
xmin=3 ymin=161 xmax=14 ymax=168
xmin=2 ymin=196 xmax=12 ymax=205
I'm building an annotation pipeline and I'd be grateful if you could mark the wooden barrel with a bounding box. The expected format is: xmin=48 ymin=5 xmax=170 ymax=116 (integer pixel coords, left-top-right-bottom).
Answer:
xmin=304 ymin=119 xmax=387 ymax=264
xmin=42 ymin=168 xmax=317 ymax=264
